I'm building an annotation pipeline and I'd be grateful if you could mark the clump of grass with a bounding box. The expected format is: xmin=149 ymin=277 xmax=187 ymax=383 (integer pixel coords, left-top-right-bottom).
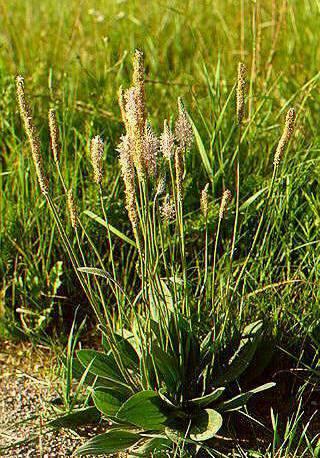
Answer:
xmin=16 ymin=49 xmax=307 ymax=457
xmin=15 ymin=49 xmax=302 ymax=331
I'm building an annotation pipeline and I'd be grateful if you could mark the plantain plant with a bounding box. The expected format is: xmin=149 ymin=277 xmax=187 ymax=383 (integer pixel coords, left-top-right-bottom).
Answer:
xmin=68 ymin=314 xmax=274 ymax=456
xmin=14 ymin=49 xmax=296 ymax=456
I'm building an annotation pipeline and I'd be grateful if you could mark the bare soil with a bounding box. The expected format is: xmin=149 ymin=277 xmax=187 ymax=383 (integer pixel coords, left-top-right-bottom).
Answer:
xmin=0 ymin=341 xmax=86 ymax=457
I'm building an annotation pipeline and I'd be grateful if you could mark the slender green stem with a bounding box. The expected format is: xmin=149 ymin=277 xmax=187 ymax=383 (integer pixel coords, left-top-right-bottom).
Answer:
xmin=211 ymin=216 xmax=222 ymax=313
xmin=226 ymin=125 xmax=242 ymax=306
xmin=232 ymin=167 xmax=277 ymax=298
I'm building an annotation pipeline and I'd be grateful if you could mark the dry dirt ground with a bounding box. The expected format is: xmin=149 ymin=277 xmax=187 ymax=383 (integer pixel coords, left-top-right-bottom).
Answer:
xmin=0 ymin=340 xmax=95 ymax=457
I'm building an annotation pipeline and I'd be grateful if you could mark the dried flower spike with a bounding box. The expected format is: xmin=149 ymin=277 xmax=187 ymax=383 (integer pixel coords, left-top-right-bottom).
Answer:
xmin=124 ymin=86 xmax=146 ymax=181
xmin=161 ymin=194 xmax=176 ymax=221
xmin=90 ymin=135 xmax=104 ymax=185
xmin=132 ymin=49 xmax=146 ymax=129
xmin=200 ymin=183 xmax=210 ymax=219
xmin=155 ymin=173 xmax=166 ymax=197
xmin=133 ymin=49 xmax=145 ymax=88
xmin=117 ymin=135 xmax=138 ymax=231
xmin=144 ymin=120 xmax=159 ymax=177
xmin=175 ymin=97 xmax=193 ymax=150
xmin=16 ymin=76 xmax=49 ymax=194
xmin=160 ymin=119 xmax=175 ymax=161
xmin=236 ymin=62 xmax=247 ymax=125
xmin=175 ymin=146 xmax=184 ymax=203
xmin=67 ymin=188 xmax=78 ymax=229
xmin=273 ymin=108 xmax=296 ymax=168
xmin=118 ymin=50 xmax=148 ymax=183
xmin=48 ymin=108 xmax=61 ymax=162
xmin=219 ymin=189 xmax=232 ymax=219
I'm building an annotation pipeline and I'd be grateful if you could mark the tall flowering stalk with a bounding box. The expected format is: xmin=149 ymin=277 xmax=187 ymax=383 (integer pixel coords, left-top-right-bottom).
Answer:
xmin=212 ymin=189 xmax=232 ymax=309
xmin=124 ymin=86 xmax=146 ymax=181
xmin=143 ymin=120 xmax=159 ymax=178
xmin=173 ymin=97 xmax=194 ymax=316
xmin=174 ymin=97 xmax=193 ymax=203
xmin=174 ymin=146 xmax=184 ymax=204
xmin=67 ymin=188 xmax=78 ymax=229
xmin=118 ymin=53 xmax=163 ymax=303
xmin=117 ymin=134 xmax=140 ymax=252
xmin=228 ymin=63 xmax=247 ymax=301
xmin=117 ymin=51 xmax=159 ymax=264
xmin=200 ymin=183 xmax=209 ymax=220
xmin=175 ymin=97 xmax=194 ymax=151
xmin=132 ymin=49 xmax=146 ymax=128
xmin=16 ymin=76 xmax=49 ymax=194
xmin=273 ymin=108 xmax=296 ymax=168
xmin=48 ymin=106 xmax=72 ymax=200
xmin=160 ymin=120 xmax=175 ymax=162
xmin=233 ymin=109 xmax=297 ymax=301
xmin=199 ymin=183 xmax=210 ymax=312
xmin=90 ymin=134 xmax=121 ymax=302
xmin=236 ymin=63 xmax=247 ymax=125
xmin=117 ymin=51 xmax=197 ymax=316
xmin=16 ymin=77 xmax=105 ymax=322
xmin=48 ymin=108 xmax=61 ymax=163
xmin=219 ymin=189 xmax=232 ymax=220
xmin=48 ymin=108 xmax=68 ymax=193
xmin=90 ymin=135 xmax=104 ymax=186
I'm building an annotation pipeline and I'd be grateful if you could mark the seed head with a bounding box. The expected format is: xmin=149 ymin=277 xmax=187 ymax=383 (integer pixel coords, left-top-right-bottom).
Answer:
xmin=144 ymin=120 xmax=159 ymax=177
xmin=219 ymin=189 xmax=232 ymax=220
xmin=236 ymin=62 xmax=247 ymax=125
xmin=160 ymin=119 xmax=175 ymax=161
xmin=16 ymin=76 xmax=49 ymax=194
xmin=48 ymin=108 xmax=61 ymax=163
xmin=200 ymin=183 xmax=210 ymax=219
xmin=124 ymin=87 xmax=139 ymax=129
xmin=273 ymin=108 xmax=296 ymax=168
xmin=175 ymin=146 xmax=184 ymax=203
xmin=132 ymin=49 xmax=146 ymax=129
xmin=175 ymin=97 xmax=193 ymax=150
xmin=124 ymin=87 xmax=146 ymax=180
xmin=133 ymin=49 xmax=145 ymax=88
xmin=118 ymin=135 xmax=135 ymax=185
xmin=161 ymin=194 xmax=176 ymax=221
xmin=117 ymin=50 xmax=147 ymax=183
xmin=117 ymin=135 xmax=138 ymax=230
xmin=67 ymin=188 xmax=78 ymax=229
xmin=90 ymin=135 xmax=104 ymax=185
xmin=155 ymin=173 xmax=166 ymax=197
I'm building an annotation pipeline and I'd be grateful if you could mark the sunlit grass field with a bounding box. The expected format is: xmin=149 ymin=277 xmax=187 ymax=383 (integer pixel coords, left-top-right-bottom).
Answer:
xmin=1 ymin=1 xmax=320 ymax=455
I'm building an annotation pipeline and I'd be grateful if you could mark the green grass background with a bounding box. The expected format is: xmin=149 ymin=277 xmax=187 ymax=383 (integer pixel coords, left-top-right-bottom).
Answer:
xmin=1 ymin=0 xmax=320 ymax=340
